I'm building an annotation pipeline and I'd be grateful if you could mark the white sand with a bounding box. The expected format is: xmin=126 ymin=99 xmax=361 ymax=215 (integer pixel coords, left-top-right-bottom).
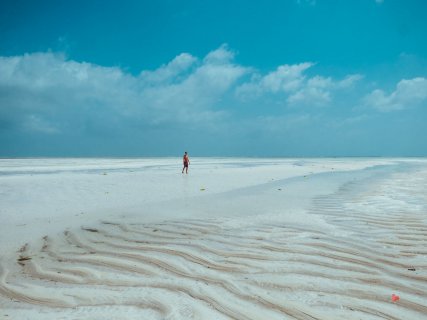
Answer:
xmin=1 ymin=158 xmax=426 ymax=319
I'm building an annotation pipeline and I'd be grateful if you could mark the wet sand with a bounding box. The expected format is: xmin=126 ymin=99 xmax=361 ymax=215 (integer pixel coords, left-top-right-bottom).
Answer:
xmin=1 ymin=158 xmax=426 ymax=319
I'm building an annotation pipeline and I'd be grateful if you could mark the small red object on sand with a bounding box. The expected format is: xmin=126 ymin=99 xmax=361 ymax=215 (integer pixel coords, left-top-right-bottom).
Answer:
xmin=391 ymin=294 xmax=400 ymax=302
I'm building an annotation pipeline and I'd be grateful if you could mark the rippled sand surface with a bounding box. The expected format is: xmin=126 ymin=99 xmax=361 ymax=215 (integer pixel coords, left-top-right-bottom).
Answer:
xmin=1 ymin=159 xmax=426 ymax=319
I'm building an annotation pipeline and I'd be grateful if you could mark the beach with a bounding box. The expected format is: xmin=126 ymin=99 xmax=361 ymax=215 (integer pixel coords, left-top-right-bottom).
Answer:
xmin=0 ymin=158 xmax=426 ymax=319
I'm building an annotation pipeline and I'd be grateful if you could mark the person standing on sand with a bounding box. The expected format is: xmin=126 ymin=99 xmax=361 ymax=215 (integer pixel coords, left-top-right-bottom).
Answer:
xmin=182 ymin=151 xmax=190 ymax=174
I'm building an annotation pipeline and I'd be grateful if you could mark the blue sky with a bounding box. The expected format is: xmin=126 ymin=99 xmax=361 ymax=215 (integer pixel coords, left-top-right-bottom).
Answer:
xmin=1 ymin=0 xmax=426 ymax=157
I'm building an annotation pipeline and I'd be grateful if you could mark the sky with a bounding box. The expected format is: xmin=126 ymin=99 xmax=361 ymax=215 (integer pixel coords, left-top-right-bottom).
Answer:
xmin=0 ymin=0 xmax=426 ymax=157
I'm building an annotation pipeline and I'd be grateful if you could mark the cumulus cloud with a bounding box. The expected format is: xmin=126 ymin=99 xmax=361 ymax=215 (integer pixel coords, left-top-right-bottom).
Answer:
xmin=140 ymin=53 xmax=197 ymax=85
xmin=287 ymin=74 xmax=363 ymax=106
xmin=0 ymin=52 xmax=141 ymax=136
xmin=0 ymin=45 xmax=367 ymax=144
xmin=2 ymin=43 xmax=398 ymax=157
xmin=236 ymin=61 xmax=363 ymax=107
xmin=0 ymin=45 xmax=247 ymax=136
xmin=203 ymin=44 xmax=236 ymax=64
xmin=140 ymin=46 xmax=247 ymax=123
xmin=262 ymin=63 xmax=313 ymax=92
xmin=363 ymin=77 xmax=427 ymax=111
xmin=235 ymin=63 xmax=313 ymax=99
xmin=287 ymin=86 xmax=331 ymax=106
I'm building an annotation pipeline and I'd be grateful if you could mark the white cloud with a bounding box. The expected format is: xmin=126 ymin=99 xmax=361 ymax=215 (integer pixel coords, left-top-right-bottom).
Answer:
xmin=287 ymin=74 xmax=363 ymax=106
xmin=307 ymin=75 xmax=333 ymax=88
xmin=287 ymin=75 xmax=332 ymax=106
xmin=0 ymin=46 xmax=247 ymax=134
xmin=288 ymin=86 xmax=331 ymax=106
xmin=235 ymin=62 xmax=313 ymax=99
xmin=203 ymin=44 xmax=236 ymax=64
xmin=262 ymin=63 xmax=313 ymax=92
xmin=0 ymin=45 xmax=370 ymax=150
xmin=236 ymin=60 xmax=363 ymax=107
xmin=337 ymin=74 xmax=364 ymax=88
xmin=0 ymin=53 xmax=127 ymax=89
xmin=364 ymin=77 xmax=427 ymax=111
xmin=141 ymin=47 xmax=247 ymax=123
xmin=140 ymin=53 xmax=197 ymax=84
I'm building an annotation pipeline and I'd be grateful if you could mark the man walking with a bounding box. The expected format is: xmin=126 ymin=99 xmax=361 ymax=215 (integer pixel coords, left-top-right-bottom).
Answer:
xmin=182 ymin=151 xmax=190 ymax=174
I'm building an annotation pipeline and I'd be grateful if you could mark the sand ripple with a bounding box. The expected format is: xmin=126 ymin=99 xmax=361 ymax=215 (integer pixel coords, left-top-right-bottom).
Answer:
xmin=1 ymin=168 xmax=427 ymax=319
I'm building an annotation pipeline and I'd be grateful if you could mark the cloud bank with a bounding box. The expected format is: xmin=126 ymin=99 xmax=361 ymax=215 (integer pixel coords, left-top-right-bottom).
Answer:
xmin=0 ymin=45 xmax=425 ymax=156
xmin=0 ymin=46 xmax=248 ymax=137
